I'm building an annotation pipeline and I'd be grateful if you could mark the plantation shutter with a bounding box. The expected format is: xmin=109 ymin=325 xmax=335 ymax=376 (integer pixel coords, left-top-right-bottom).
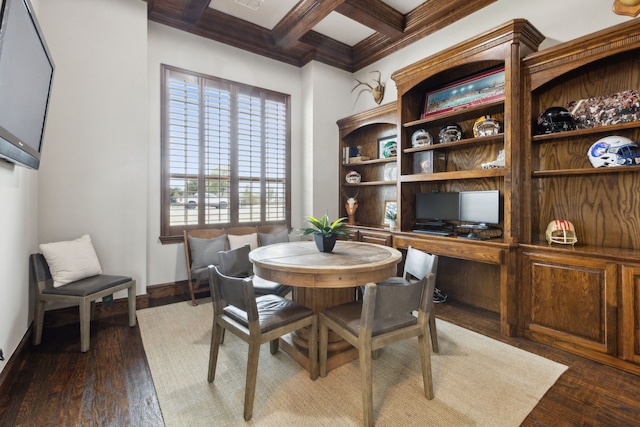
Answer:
xmin=161 ymin=65 xmax=290 ymax=239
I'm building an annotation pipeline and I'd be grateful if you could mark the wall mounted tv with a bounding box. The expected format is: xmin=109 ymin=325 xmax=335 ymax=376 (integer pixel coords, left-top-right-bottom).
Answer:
xmin=0 ymin=0 xmax=54 ymax=169
xmin=415 ymin=191 xmax=460 ymax=226
xmin=458 ymin=190 xmax=500 ymax=228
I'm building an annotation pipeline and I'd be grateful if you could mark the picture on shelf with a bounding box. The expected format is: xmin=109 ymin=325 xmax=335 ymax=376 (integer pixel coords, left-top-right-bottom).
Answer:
xmin=377 ymin=135 xmax=397 ymax=159
xmin=422 ymin=67 xmax=505 ymax=119
xmin=382 ymin=200 xmax=397 ymax=226
xmin=567 ymin=89 xmax=640 ymax=128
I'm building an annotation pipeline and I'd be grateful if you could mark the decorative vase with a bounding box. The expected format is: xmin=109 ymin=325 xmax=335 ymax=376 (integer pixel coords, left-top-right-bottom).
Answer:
xmin=314 ymin=234 xmax=338 ymax=253
xmin=388 ymin=220 xmax=397 ymax=231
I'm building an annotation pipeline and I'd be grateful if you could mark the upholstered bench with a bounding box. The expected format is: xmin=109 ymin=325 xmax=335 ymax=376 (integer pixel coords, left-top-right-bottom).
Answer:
xmin=30 ymin=253 xmax=136 ymax=352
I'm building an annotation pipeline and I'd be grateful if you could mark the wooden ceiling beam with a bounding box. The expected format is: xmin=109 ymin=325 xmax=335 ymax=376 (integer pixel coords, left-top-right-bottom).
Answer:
xmin=182 ymin=0 xmax=211 ymax=24
xmin=271 ymin=0 xmax=346 ymax=49
xmin=335 ymin=0 xmax=404 ymax=38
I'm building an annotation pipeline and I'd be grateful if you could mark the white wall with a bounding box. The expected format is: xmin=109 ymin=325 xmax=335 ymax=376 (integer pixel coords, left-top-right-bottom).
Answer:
xmin=1 ymin=0 xmax=635 ymax=374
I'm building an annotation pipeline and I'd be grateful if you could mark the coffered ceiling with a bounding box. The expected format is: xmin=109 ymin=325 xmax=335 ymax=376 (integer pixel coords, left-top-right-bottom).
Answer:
xmin=146 ymin=0 xmax=497 ymax=72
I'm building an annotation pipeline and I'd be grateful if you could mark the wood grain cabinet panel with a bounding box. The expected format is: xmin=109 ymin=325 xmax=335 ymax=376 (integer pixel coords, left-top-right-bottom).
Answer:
xmin=621 ymin=265 xmax=640 ymax=364
xmin=523 ymin=251 xmax=618 ymax=357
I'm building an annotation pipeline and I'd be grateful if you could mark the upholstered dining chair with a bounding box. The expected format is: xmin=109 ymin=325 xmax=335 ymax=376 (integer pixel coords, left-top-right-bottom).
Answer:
xmin=183 ymin=229 xmax=228 ymax=306
xmin=318 ymin=272 xmax=436 ymax=427
xmin=207 ymin=265 xmax=318 ymax=421
xmin=377 ymin=246 xmax=440 ymax=352
xmin=217 ymin=244 xmax=291 ymax=297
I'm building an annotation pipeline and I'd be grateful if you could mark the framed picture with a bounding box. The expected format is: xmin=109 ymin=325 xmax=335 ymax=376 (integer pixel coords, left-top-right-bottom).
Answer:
xmin=377 ymin=135 xmax=397 ymax=159
xmin=422 ymin=67 xmax=505 ymax=119
xmin=413 ymin=150 xmax=445 ymax=174
xmin=382 ymin=200 xmax=397 ymax=226
xmin=566 ymin=89 xmax=640 ymax=129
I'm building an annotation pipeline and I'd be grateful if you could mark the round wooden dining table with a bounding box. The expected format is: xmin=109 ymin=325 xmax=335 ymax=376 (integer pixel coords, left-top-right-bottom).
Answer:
xmin=250 ymin=240 xmax=402 ymax=372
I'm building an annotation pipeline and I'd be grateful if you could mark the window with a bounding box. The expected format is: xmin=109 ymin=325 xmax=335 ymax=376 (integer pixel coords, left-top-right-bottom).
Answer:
xmin=160 ymin=65 xmax=291 ymax=242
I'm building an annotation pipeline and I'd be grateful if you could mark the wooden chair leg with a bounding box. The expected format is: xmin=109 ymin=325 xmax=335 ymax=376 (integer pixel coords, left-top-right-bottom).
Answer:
xmin=418 ymin=333 xmax=434 ymax=400
xmin=208 ymin=322 xmax=224 ymax=382
xmin=319 ymin=320 xmax=329 ymax=378
xmin=429 ymin=313 xmax=439 ymax=353
xmin=128 ymin=283 xmax=137 ymax=327
xmin=79 ymin=299 xmax=91 ymax=352
xmin=359 ymin=342 xmax=374 ymax=427
xmin=33 ymin=299 xmax=46 ymax=345
xmin=269 ymin=338 xmax=279 ymax=354
xmin=188 ymin=279 xmax=198 ymax=306
xmin=244 ymin=341 xmax=261 ymax=421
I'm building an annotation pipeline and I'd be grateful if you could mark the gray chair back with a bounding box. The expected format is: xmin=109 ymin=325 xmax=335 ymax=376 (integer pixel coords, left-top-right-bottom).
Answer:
xmin=209 ymin=265 xmax=257 ymax=321
xmin=217 ymin=244 xmax=253 ymax=278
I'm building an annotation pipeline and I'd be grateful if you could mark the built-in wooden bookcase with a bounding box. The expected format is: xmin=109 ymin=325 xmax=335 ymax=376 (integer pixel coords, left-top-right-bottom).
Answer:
xmin=337 ymin=103 xmax=397 ymax=229
xmin=520 ymin=19 xmax=640 ymax=375
xmin=391 ymin=19 xmax=544 ymax=242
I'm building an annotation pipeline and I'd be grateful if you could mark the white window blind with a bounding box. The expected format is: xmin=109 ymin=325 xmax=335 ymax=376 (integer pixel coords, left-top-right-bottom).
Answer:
xmin=161 ymin=65 xmax=290 ymax=239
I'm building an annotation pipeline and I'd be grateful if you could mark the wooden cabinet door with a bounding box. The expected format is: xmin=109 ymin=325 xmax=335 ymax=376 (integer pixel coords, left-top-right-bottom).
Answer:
xmin=621 ymin=265 xmax=640 ymax=364
xmin=522 ymin=251 xmax=618 ymax=358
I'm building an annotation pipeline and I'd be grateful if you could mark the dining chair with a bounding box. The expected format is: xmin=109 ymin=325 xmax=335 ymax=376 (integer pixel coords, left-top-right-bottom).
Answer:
xmin=377 ymin=246 xmax=440 ymax=352
xmin=217 ymin=244 xmax=291 ymax=297
xmin=207 ymin=265 xmax=318 ymax=421
xmin=319 ymin=272 xmax=436 ymax=427
xmin=183 ymin=229 xmax=228 ymax=306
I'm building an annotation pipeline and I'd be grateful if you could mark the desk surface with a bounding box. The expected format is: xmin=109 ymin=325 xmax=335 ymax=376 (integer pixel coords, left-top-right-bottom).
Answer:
xmin=249 ymin=241 xmax=402 ymax=289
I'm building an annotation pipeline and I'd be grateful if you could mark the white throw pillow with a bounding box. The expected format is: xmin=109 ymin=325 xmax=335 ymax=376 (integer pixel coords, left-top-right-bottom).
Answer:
xmin=228 ymin=233 xmax=259 ymax=250
xmin=39 ymin=234 xmax=103 ymax=288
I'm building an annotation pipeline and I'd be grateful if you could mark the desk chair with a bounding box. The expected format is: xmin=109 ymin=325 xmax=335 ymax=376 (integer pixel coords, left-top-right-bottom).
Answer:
xmin=377 ymin=246 xmax=440 ymax=352
xmin=319 ymin=273 xmax=436 ymax=427
xmin=30 ymin=253 xmax=136 ymax=353
xmin=207 ymin=265 xmax=318 ymax=421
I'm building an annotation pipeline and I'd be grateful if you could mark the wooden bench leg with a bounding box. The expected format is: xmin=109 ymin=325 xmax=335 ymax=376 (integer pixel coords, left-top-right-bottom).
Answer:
xmin=79 ymin=298 xmax=91 ymax=352
xmin=128 ymin=282 xmax=137 ymax=327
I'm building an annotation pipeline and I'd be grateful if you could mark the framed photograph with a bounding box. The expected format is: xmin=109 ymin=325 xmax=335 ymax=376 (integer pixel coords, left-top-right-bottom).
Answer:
xmin=567 ymin=89 xmax=640 ymax=129
xmin=422 ymin=67 xmax=505 ymax=119
xmin=377 ymin=135 xmax=397 ymax=159
xmin=382 ymin=200 xmax=397 ymax=226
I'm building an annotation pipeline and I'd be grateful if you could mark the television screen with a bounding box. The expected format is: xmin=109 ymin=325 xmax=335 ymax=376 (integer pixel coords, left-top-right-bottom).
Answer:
xmin=0 ymin=0 xmax=54 ymax=169
xmin=458 ymin=190 xmax=500 ymax=227
xmin=415 ymin=191 xmax=459 ymax=223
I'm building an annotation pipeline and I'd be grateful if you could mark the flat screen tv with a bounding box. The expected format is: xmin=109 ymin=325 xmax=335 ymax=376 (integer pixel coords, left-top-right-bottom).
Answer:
xmin=415 ymin=191 xmax=459 ymax=225
xmin=458 ymin=190 xmax=500 ymax=228
xmin=0 ymin=0 xmax=54 ymax=169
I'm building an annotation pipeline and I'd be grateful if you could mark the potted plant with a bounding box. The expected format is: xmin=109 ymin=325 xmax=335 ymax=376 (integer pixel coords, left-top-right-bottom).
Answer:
xmin=300 ymin=214 xmax=349 ymax=252
xmin=385 ymin=211 xmax=397 ymax=231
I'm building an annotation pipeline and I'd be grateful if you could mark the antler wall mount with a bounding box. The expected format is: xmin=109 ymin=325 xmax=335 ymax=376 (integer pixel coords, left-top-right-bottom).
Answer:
xmin=352 ymin=71 xmax=385 ymax=105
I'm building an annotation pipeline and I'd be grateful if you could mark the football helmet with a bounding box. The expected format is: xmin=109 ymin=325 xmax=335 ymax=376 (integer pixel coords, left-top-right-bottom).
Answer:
xmin=411 ymin=129 xmax=433 ymax=147
xmin=473 ymin=115 xmax=501 ymax=137
xmin=345 ymin=170 xmax=361 ymax=183
xmin=439 ymin=123 xmax=463 ymax=143
xmin=588 ymin=135 xmax=640 ymax=168
xmin=536 ymin=106 xmax=577 ymax=134
xmin=545 ymin=220 xmax=577 ymax=245
xmin=381 ymin=140 xmax=397 ymax=158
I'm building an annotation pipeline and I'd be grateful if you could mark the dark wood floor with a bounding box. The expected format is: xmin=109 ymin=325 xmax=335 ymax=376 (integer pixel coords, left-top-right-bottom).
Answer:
xmin=1 ymin=297 xmax=640 ymax=426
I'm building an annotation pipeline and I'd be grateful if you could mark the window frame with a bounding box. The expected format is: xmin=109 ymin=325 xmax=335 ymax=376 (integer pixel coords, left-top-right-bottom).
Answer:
xmin=159 ymin=64 xmax=291 ymax=244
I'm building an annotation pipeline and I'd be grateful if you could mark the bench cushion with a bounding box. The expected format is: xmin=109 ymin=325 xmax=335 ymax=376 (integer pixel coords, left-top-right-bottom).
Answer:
xmin=41 ymin=274 xmax=132 ymax=297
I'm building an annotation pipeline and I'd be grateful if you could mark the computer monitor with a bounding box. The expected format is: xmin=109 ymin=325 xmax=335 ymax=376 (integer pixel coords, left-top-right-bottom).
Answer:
xmin=415 ymin=191 xmax=459 ymax=226
xmin=458 ymin=190 xmax=500 ymax=228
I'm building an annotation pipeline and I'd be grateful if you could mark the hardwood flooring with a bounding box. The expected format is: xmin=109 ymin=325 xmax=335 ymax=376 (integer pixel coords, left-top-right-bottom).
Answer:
xmin=1 ymin=297 xmax=640 ymax=426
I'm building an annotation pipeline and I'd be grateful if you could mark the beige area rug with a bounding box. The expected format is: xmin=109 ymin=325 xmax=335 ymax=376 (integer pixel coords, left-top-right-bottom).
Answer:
xmin=137 ymin=301 xmax=567 ymax=427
